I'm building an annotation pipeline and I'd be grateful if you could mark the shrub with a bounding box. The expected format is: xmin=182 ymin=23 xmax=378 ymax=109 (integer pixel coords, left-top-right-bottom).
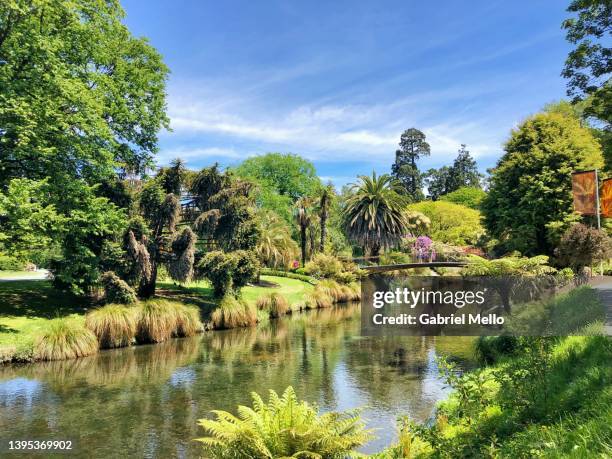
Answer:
xmin=304 ymin=253 xmax=344 ymax=279
xmin=135 ymin=300 xmax=178 ymax=343
xmin=85 ymin=304 xmax=137 ymax=349
xmin=439 ymin=186 xmax=486 ymax=210
xmin=34 ymin=318 xmax=98 ymax=361
xmin=256 ymin=292 xmax=290 ymax=318
xmin=556 ymin=223 xmax=610 ymax=275
xmin=174 ymin=303 xmax=203 ymax=337
xmin=0 ymin=254 xmax=25 ymax=271
xmin=475 ymin=335 xmax=519 ymax=364
xmin=407 ymin=200 xmax=484 ymax=245
xmin=303 ymin=289 xmax=333 ymax=309
xmin=197 ymin=250 xmax=259 ymax=297
xmin=211 ymin=295 xmax=257 ymax=329
xmin=101 ymin=271 xmax=137 ymax=304
xmin=196 ymin=386 xmax=372 ymax=458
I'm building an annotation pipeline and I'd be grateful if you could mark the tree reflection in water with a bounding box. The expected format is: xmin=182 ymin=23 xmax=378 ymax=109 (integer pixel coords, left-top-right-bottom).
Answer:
xmin=0 ymin=303 xmax=475 ymax=456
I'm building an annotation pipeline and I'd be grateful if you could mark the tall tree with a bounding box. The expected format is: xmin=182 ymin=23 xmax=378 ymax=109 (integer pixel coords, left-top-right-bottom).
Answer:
xmin=318 ymin=184 xmax=333 ymax=252
xmin=0 ymin=0 xmax=169 ymax=186
xmin=391 ymin=128 xmax=430 ymax=200
xmin=426 ymin=145 xmax=482 ymax=200
xmin=562 ymin=0 xmax=611 ymax=169
xmin=482 ymin=111 xmax=603 ymax=256
xmin=295 ymin=197 xmax=314 ymax=266
xmin=343 ymin=172 xmax=408 ymax=256
xmin=424 ymin=166 xmax=453 ymax=200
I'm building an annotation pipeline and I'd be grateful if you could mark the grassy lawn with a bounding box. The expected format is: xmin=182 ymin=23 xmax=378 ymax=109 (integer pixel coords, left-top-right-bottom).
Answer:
xmin=0 ymin=275 xmax=313 ymax=361
xmin=0 ymin=270 xmax=46 ymax=279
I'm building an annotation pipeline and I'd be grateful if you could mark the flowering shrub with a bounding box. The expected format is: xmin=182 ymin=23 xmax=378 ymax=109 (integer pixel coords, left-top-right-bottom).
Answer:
xmin=413 ymin=236 xmax=436 ymax=262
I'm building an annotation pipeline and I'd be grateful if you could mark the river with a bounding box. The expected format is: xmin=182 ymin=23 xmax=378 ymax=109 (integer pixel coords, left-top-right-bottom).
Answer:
xmin=0 ymin=304 xmax=475 ymax=457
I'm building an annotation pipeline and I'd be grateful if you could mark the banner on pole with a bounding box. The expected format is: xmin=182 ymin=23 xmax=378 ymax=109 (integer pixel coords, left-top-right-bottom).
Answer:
xmin=572 ymin=170 xmax=598 ymax=215
xmin=601 ymin=178 xmax=612 ymax=218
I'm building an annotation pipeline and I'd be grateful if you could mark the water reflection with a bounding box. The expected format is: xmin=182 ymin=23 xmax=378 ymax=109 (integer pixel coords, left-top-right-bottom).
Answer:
xmin=0 ymin=304 xmax=475 ymax=457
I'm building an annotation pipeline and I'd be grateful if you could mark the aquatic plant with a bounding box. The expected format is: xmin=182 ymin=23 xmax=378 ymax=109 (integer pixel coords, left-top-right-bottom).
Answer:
xmin=85 ymin=304 xmax=137 ymax=348
xmin=34 ymin=318 xmax=98 ymax=361
xmin=196 ymin=386 xmax=372 ymax=458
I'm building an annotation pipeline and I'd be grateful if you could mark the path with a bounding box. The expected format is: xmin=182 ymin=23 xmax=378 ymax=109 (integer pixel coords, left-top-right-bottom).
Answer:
xmin=588 ymin=276 xmax=612 ymax=335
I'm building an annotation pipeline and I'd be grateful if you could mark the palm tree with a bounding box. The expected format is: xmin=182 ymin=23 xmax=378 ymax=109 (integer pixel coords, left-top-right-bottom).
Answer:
xmin=318 ymin=184 xmax=332 ymax=252
xmin=256 ymin=211 xmax=299 ymax=269
xmin=343 ymin=172 xmax=408 ymax=256
xmin=294 ymin=196 xmax=314 ymax=266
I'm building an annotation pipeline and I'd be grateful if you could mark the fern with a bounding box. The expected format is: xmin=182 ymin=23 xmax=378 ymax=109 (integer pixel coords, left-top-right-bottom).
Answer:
xmin=196 ymin=386 xmax=373 ymax=458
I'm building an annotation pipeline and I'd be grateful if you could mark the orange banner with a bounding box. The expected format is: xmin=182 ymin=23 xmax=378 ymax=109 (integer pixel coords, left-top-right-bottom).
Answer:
xmin=572 ymin=170 xmax=597 ymax=215
xmin=601 ymin=178 xmax=612 ymax=218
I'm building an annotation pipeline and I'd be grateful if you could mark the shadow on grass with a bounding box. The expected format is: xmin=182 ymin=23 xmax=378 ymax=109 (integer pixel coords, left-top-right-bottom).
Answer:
xmin=0 ymin=280 xmax=92 ymax=319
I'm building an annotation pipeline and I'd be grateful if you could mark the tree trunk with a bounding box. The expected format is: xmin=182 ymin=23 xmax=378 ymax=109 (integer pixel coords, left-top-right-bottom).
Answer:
xmin=139 ymin=258 xmax=157 ymax=298
xmin=300 ymin=224 xmax=307 ymax=267
xmin=320 ymin=194 xmax=328 ymax=252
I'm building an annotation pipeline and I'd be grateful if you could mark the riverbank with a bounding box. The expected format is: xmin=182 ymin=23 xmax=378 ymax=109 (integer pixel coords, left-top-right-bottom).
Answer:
xmin=0 ymin=275 xmax=323 ymax=363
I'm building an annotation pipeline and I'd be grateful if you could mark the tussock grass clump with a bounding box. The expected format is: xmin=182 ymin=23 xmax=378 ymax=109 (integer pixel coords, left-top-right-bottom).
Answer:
xmin=304 ymin=290 xmax=333 ymax=309
xmin=174 ymin=303 xmax=203 ymax=337
xmin=211 ymin=296 xmax=258 ymax=329
xmin=346 ymin=282 xmax=361 ymax=301
xmin=34 ymin=318 xmax=98 ymax=361
xmin=135 ymin=300 xmax=178 ymax=343
xmin=256 ymin=293 xmax=290 ymax=318
xmin=316 ymin=279 xmax=344 ymax=302
xmin=85 ymin=304 xmax=137 ymax=349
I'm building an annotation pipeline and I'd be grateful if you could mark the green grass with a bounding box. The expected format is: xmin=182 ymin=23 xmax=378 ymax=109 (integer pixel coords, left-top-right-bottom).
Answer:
xmin=0 ymin=271 xmax=44 ymax=279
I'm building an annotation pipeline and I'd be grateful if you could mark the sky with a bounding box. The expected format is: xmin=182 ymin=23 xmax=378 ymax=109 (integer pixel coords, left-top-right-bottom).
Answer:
xmin=122 ymin=0 xmax=574 ymax=188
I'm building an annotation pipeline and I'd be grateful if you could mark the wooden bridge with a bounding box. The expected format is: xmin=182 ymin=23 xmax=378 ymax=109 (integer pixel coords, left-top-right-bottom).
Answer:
xmin=362 ymin=261 xmax=467 ymax=273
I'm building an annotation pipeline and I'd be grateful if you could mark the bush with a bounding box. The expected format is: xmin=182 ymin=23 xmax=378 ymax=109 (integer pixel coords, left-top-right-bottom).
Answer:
xmin=197 ymin=250 xmax=259 ymax=297
xmin=303 ymin=289 xmax=333 ymax=309
xmin=304 ymin=253 xmax=344 ymax=279
xmin=407 ymin=200 xmax=484 ymax=245
xmin=556 ymin=223 xmax=610 ymax=275
xmin=260 ymin=268 xmax=317 ymax=285
xmin=0 ymin=254 xmax=25 ymax=271
xmin=439 ymin=186 xmax=486 ymax=210
xmin=101 ymin=271 xmax=137 ymax=304
xmin=85 ymin=304 xmax=137 ymax=349
xmin=475 ymin=335 xmax=519 ymax=364
xmin=211 ymin=295 xmax=257 ymax=329
xmin=135 ymin=300 xmax=178 ymax=343
xmin=256 ymin=292 xmax=290 ymax=318
xmin=196 ymin=386 xmax=372 ymax=458
xmin=174 ymin=303 xmax=203 ymax=337
xmin=34 ymin=318 xmax=98 ymax=361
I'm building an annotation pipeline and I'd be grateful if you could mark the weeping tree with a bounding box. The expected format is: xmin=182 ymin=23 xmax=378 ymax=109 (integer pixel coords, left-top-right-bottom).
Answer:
xmin=168 ymin=227 xmax=197 ymax=284
xmin=343 ymin=172 xmax=409 ymax=256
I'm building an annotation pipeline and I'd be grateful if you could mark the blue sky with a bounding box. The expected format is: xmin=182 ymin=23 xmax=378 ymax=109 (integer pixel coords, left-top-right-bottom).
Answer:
xmin=122 ymin=0 xmax=572 ymax=187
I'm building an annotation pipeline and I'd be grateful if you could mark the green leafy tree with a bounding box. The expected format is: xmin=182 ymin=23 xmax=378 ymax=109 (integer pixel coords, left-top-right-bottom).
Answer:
xmin=294 ymin=196 xmax=315 ymax=266
xmin=255 ymin=211 xmax=299 ymax=269
xmin=482 ymin=111 xmax=603 ymax=256
xmin=0 ymin=0 xmax=169 ymax=185
xmin=424 ymin=166 xmax=453 ymax=200
xmin=408 ymin=201 xmax=484 ymax=246
xmin=0 ymin=178 xmax=60 ymax=265
xmin=426 ymin=145 xmax=482 ymax=200
xmin=343 ymin=172 xmax=408 ymax=256
xmin=391 ymin=128 xmax=430 ymax=200
xmin=234 ymin=153 xmax=321 ymax=201
xmin=439 ymin=186 xmax=487 ymax=210
xmin=196 ymin=386 xmax=372 ymax=458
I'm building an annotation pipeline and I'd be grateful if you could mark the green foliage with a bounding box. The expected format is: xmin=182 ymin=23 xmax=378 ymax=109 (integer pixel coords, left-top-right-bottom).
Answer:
xmin=425 ymin=145 xmax=482 ymax=200
xmin=196 ymin=386 xmax=372 ymax=458
xmin=343 ymin=172 xmax=409 ymax=255
xmin=304 ymin=253 xmax=344 ymax=279
xmin=197 ymin=250 xmax=259 ymax=297
xmin=168 ymin=227 xmax=197 ymax=284
xmin=408 ymin=201 xmax=484 ymax=245
xmin=462 ymin=254 xmax=555 ymax=276
xmin=85 ymin=304 xmax=136 ymax=349
xmin=482 ymin=111 xmax=604 ymax=255
xmin=0 ymin=0 xmax=169 ymax=185
xmin=385 ymin=335 xmax=612 ymax=457
xmin=34 ymin=318 xmax=98 ymax=361
xmin=101 ymin=271 xmax=137 ymax=304
xmin=556 ymin=223 xmax=611 ymax=274
xmin=211 ymin=295 xmax=257 ymax=329
xmin=391 ymin=128 xmax=430 ymax=200
xmin=256 ymin=292 xmax=290 ymax=318
xmin=234 ymin=153 xmax=321 ymax=201
xmin=439 ymin=186 xmax=486 ymax=210
xmin=0 ymin=178 xmax=60 ymax=265
xmin=0 ymin=254 xmax=25 ymax=271
xmin=255 ymin=211 xmax=299 ymax=269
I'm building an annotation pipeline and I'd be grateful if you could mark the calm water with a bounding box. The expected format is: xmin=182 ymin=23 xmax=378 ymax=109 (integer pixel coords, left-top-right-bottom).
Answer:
xmin=0 ymin=304 xmax=475 ymax=457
